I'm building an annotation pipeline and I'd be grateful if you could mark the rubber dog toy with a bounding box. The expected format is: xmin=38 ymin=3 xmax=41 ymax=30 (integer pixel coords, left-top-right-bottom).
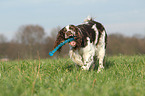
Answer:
xmin=49 ymin=37 xmax=75 ymax=56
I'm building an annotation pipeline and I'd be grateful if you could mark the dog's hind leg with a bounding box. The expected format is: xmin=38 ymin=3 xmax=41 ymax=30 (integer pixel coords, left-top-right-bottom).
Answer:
xmin=97 ymin=48 xmax=105 ymax=73
xmin=96 ymin=31 xmax=106 ymax=73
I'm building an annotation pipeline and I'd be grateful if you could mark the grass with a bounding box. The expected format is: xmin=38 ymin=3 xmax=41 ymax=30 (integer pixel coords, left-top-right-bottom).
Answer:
xmin=0 ymin=55 xmax=144 ymax=96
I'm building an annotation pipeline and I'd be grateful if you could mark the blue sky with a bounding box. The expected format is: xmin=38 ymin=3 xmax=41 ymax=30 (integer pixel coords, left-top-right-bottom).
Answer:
xmin=0 ymin=0 xmax=145 ymax=39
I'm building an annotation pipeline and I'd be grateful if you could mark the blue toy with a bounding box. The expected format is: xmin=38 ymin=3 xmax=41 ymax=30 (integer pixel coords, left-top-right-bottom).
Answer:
xmin=49 ymin=37 xmax=75 ymax=56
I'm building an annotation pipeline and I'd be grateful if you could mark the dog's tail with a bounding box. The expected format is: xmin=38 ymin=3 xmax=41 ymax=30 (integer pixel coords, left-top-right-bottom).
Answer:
xmin=84 ymin=16 xmax=94 ymax=22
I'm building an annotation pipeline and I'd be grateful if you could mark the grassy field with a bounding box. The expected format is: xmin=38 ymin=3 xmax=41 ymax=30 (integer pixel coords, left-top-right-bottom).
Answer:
xmin=0 ymin=55 xmax=144 ymax=96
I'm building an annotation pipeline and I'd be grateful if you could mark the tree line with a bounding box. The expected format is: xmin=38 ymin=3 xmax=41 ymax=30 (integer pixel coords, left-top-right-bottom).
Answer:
xmin=0 ymin=24 xmax=145 ymax=60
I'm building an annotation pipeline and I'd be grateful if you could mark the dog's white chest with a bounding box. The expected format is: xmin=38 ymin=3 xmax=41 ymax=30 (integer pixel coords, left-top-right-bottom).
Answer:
xmin=69 ymin=37 xmax=96 ymax=66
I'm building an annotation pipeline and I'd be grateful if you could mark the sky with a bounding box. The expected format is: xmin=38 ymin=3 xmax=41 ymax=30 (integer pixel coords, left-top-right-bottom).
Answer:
xmin=0 ymin=0 xmax=145 ymax=40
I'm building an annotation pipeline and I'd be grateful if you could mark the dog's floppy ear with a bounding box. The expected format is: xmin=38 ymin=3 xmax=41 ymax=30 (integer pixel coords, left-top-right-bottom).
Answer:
xmin=53 ymin=27 xmax=66 ymax=51
xmin=74 ymin=27 xmax=83 ymax=49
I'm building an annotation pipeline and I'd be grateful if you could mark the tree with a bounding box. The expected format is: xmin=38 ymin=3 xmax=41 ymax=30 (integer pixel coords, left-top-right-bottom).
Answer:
xmin=50 ymin=26 xmax=61 ymax=40
xmin=0 ymin=34 xmax=7 ymax=43
xmin=14 ymin=25 xmax=45 ymax=45
xmin=12 ymin=25 xmax=46 ymax=59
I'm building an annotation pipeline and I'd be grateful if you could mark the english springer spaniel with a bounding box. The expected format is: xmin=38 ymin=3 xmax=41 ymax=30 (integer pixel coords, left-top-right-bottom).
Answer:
xmin=53 ymin=17 xmax=107 ymax=73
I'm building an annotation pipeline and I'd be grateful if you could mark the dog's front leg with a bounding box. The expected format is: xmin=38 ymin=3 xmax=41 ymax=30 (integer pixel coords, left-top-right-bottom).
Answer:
xmin=69 ymin=50 xmax=84 ymax=66
xmin=81 ymin=53 xmax=94 ymax=70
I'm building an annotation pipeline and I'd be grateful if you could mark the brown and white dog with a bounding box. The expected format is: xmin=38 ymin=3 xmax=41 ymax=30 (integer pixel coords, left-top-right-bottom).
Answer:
xmin=53 ymin=17 xmax=107 ymax=72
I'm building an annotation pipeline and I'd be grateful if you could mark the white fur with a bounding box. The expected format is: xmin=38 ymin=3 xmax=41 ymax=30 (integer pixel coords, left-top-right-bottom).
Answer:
xmin=92 ymin=24 xmax=98 ymax=45
xmin=96 ymin=30 xmax=106 ymax=73
xmin=69 ymin=31 xmax=106 ymax=72
xmin=69 ymin=37 xmax=96 ymax=70
xmin=65 ymin=25 xmax=76 ymax=36
xmin=84 ymin=16 xmax=92 ymax=22
xmin=66 ymin=25 xmax=70 ymax=31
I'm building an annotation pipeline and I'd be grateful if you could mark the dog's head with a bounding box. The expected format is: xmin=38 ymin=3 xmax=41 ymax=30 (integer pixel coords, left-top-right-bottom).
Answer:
xmin=53 ymin=25 xmax=82 ymax=51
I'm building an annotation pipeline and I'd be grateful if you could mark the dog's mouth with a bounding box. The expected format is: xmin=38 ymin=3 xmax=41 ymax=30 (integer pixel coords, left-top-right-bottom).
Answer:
xmin=65 ymin=35 xmax=77 ymax=47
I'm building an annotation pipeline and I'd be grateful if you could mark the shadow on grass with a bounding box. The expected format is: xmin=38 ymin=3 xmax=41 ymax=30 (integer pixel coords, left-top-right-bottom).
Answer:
xmin=64 ymin=64 xmax=76 ymax=72
xmin=63 ymin=57 xmax=115 ymax=72
xmin=104 ymin=59 xmax=115 ymax=70
xmin=91 ymin=58 xmax=115 ymax=71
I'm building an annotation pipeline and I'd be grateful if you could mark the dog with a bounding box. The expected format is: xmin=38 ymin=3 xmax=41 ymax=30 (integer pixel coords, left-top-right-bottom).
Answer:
xmin=53 ymin=17 xmax=107 ymax=72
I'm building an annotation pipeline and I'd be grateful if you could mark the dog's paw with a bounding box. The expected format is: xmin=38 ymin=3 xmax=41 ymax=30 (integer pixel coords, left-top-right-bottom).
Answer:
xmin=81 ymin=66 xmax=89 ymax=70
xmin=97 ymin=67 xmax=104 ymax=73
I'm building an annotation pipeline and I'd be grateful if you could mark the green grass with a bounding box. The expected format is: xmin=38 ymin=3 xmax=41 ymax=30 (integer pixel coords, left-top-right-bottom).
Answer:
xmin=0 ymin=55 xmax=144 ymax=96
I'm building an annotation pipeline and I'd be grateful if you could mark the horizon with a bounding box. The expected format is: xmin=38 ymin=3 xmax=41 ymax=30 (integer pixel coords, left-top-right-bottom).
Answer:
xmin=0 ymin=0 xmax=145 ymax=40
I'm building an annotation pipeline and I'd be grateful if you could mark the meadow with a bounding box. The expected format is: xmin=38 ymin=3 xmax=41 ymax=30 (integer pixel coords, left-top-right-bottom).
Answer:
xmin=0 ymin=55 xmax=144 ymax=96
